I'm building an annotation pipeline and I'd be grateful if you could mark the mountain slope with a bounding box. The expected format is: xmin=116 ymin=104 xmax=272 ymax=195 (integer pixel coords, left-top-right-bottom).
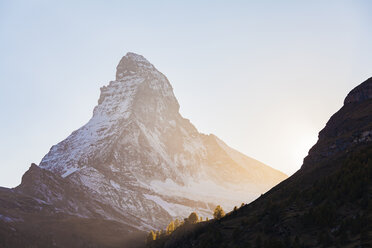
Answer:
xmin=0 ymin=52 xmax=286 ymax=247
xmin=0 ymin=165 xmax=144 ymax=248
xmin=150 ymin=78 xmax=372 ymax=248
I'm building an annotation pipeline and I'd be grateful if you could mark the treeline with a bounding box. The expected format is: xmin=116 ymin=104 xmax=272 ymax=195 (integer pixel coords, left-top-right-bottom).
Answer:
xmin=146 ymin=203 xmax=245 ymax=246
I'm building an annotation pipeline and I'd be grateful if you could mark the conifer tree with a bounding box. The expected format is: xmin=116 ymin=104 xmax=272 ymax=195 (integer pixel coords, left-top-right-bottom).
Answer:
xmin=213 ymin=205 xmax=225 ymax=219
xmin=155 ymin=230 xmax=163 ymax=239
xmin=146 ymin=230 xmax=156 ymax=244
xmin=166 ymin=221 xmax=175 ymax=235
xmin=174 ymin=218 xmax=181 ymax=229
xmin=188 ymin=212 xmax=199 ymax=224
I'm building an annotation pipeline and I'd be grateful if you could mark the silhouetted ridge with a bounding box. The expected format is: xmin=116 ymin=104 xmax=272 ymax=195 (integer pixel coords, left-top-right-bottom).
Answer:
xmin=301 ymin=77 xmax=372 ymax=170
xmin=344 ymin=77 xmax=372 ymax=104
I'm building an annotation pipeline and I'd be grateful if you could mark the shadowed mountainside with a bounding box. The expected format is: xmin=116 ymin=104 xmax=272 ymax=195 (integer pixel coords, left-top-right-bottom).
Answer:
xmin=147 ymin=78 xmax=372 ymax=248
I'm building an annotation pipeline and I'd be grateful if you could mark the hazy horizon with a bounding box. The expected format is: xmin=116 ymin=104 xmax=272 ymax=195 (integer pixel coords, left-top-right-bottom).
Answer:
xmin=1 ymin=0 xmax=372 ymax=187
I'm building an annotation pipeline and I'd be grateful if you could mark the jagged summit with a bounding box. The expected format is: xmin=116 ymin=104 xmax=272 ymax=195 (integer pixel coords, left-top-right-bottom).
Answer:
xmin=116 ymin=52 xmax=155 ymax=80
xmin=344 ymin=77 xmax=372 ymax=104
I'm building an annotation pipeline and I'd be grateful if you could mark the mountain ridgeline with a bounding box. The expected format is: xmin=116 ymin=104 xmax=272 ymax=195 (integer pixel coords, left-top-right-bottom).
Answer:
xmin=0 ymin=53 xmax=287 ymax=248
xmin=148 ymin=78 xmax=372 ymax=248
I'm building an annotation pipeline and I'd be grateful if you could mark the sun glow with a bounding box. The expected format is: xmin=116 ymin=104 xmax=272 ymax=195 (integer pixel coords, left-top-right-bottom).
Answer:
xmin=292 ymin=133 xmax=318 ymax=169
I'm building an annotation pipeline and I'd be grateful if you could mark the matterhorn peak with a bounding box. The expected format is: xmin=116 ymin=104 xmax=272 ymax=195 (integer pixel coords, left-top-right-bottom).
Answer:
xmin=116 ymin=52 xmax=155 ymax=80
xmin=95 ymin=52 xmax=179 ymax=118
xmin=36 ymin=52 xmax=287 ymax=232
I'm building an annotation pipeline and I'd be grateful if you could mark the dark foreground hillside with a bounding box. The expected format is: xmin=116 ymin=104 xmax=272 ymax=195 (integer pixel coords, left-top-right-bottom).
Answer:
xmin=148 ymin=78 xmax=372 ymax=248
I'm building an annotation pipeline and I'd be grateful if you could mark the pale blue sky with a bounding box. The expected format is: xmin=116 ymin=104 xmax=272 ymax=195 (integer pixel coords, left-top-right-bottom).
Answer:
xmin=0 ymin=0 xmax=371 ymax=187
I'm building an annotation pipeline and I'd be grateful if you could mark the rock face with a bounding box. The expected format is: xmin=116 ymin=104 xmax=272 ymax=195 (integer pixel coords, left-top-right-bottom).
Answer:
xmin=344 ymin=77 xmax=372 ymax=104
xmin=0 ymin=53 xmax=287 ymax=235
xmin=302 ymin=77 xmax=372 ymax=170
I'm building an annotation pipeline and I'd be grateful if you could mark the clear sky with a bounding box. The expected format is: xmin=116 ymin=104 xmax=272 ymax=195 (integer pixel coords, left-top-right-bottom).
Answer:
xmin=0 ymin=0 xmax=371 ymax=187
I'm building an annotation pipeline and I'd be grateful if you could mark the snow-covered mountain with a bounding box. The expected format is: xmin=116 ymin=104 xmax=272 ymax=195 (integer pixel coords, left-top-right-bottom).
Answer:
xmin=4 ymin=53 xmax=287 ymax=232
